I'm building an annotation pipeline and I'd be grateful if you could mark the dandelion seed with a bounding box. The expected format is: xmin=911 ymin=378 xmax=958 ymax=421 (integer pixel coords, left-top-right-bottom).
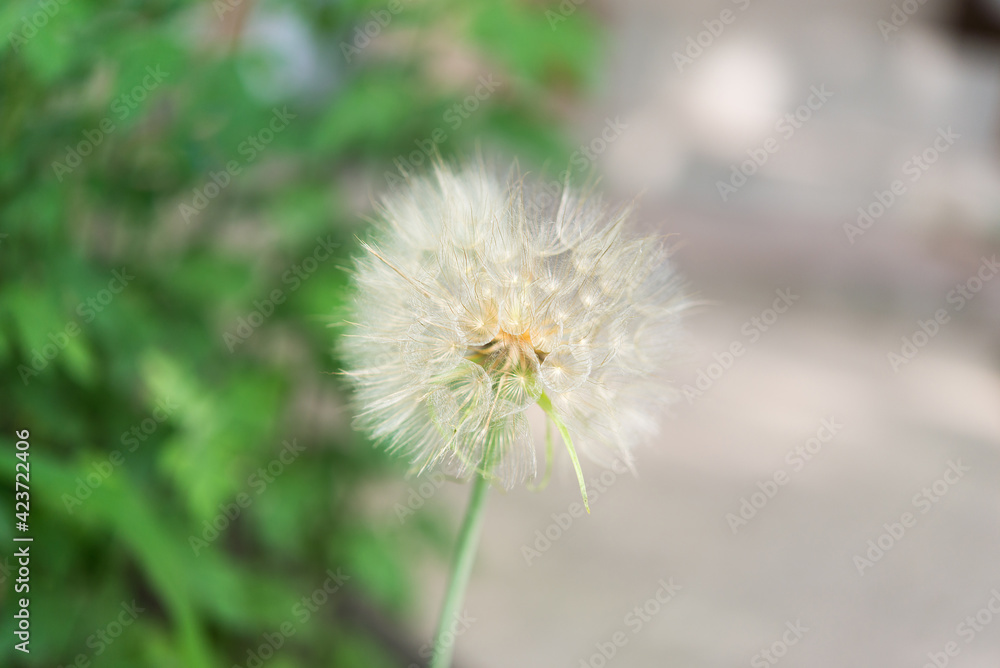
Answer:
xmin=341 ymin=160 xmax=688 ymax=503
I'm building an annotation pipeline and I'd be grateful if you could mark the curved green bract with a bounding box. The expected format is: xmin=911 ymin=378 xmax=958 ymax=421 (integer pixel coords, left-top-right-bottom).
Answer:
xmin=537 ymin=393 xmax=590 ymax=513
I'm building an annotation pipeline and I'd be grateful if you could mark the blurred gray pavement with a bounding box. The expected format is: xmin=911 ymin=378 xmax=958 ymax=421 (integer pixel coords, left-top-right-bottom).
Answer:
xmin=395 ymin=0 xmax=1000 ymax=665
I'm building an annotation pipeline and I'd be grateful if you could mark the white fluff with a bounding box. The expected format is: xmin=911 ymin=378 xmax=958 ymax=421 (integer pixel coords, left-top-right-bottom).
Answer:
xmin=342 ymin=161 xmax=688 ymax=491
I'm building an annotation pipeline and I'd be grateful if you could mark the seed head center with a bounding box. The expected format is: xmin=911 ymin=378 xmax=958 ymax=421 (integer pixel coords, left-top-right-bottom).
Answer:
xmin=465 ymin=329 xmax=548 ymax=368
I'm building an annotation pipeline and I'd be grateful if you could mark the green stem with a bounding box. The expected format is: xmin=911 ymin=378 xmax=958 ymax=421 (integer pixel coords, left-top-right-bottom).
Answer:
xmin=430 ymin=471 xmax=490 ymax=668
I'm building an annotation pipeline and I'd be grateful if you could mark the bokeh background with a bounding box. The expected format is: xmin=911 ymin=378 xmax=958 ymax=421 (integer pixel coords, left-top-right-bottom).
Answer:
xmin=2 ymin=0 xmax=999 ymax=667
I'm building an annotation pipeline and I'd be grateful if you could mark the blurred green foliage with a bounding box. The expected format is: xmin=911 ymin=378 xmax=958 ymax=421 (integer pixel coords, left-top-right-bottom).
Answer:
xmin=0 ymin=0 xmax=599 ymax=666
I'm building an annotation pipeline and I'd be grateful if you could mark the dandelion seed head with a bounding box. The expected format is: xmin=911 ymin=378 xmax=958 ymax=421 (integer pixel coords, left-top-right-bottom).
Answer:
xmin=342 ymin=161 xmax=688 ymax=488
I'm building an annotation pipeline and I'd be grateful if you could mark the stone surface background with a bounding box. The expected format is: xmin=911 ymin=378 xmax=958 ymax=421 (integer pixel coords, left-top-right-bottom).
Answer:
xmin=395 ymin=0 xmax=1000 ymax=665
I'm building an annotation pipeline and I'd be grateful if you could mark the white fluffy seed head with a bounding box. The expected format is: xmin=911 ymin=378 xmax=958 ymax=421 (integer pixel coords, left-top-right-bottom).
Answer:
xmin=341 ymin=161 xmax=688 ymax=489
